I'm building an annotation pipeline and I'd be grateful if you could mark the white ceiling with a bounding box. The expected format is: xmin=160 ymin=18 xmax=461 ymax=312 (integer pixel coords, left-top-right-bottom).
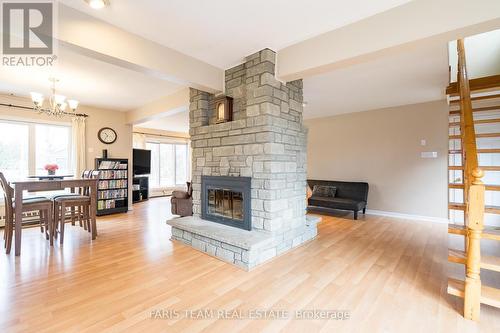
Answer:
xmin=303 ymin=42 xmax=450 ymax=119
xmin=137 ymin=41 xmax=449 ymax=130
xmin=136 ymin=111 xmax=189 ymax=133
xmin=59 ymin=0 xmax=412 ymax=69
xmin=0 ymin=0 xmax=453 ymax=126
xmin=0 ymin=46 xmax=181 ymax=111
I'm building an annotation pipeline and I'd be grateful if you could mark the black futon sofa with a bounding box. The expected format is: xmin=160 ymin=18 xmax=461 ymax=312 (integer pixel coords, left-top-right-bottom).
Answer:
xmin=307 ymin=180 xmax=369 ymax=220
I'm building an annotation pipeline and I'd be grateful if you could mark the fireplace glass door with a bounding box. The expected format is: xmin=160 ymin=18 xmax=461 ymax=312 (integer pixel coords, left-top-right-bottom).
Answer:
xmin=201 ymin=176 xmax=251 ymax=230
xmin=207 ymin=188 xmax=244 ymax=221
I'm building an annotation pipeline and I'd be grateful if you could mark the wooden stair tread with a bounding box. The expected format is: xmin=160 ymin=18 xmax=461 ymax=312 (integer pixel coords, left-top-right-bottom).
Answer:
xmin=449 ymin=166 xmax=500 ymax=171
xmin=448 ymin=223 xmax=500 ymax=241
xmin=450 ymin=133 xmax=500 ymax=139
xmin=449 ymin=203 xmax=500 ymax=215
xmin=447 ymin=278 xmax=465 ymax=298
xmin=449 ymin=118 xmax=500 ymax=126
xmin=480 ymin=166 xmax=500 ymax=171
xmin=447 ymin=278 xmax=500 ymax=308
xmin=450 ymin=93 xmax=500 ymax=105
xmin=448 ymin=223 xmax=467 ymax=236
xmin=448 ymin=249 xmax=500 ymax=272
xmin=449 ymin=149 xmax=500 ymax=154
xmin=446 ymin=74 xmax=500 ymax=95
xmin=448 ymin=183 xmax=500 ymax=191
xmin=449 ymin=105 xmax=500 ymax=115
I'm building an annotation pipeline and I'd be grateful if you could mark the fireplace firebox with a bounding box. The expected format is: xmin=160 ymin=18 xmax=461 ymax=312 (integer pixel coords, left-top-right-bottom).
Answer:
xmin=201 ymin=176 xmax=251 ymax=231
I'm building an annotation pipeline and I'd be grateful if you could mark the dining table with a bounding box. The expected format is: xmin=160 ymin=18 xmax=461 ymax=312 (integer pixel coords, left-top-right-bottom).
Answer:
xmin=28 ymin=175 xmax=74 ymax=180
xmin=11 ymin=177 xmax=98 ymax=256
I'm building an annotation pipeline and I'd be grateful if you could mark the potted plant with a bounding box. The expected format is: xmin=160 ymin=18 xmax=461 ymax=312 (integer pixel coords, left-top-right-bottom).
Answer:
xmin=44 ymin=164 xmax=59 ymax=176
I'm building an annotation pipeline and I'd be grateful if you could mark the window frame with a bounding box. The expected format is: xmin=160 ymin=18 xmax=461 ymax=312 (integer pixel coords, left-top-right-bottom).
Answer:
xmin=0 ymin=118 xmax=72 ymax=177
xmin=146 ymin=140 xmax=189 ymax=189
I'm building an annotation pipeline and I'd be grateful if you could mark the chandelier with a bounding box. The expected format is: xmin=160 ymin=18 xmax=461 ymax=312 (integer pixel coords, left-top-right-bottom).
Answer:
xmin=30 ymin=78 xmax=80 ymax=117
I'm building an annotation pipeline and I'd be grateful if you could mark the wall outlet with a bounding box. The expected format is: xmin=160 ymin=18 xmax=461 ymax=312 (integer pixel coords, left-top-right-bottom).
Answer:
xmin=420 ymin=139 xmax=426 ymax=146
xmin=421 ymin=151 xmax=437 ymax=158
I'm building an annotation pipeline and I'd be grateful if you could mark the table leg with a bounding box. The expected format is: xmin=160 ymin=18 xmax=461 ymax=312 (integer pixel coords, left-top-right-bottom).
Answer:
xmin=48 ymin=203 xmax=54 ymax=246
xmin=14 ymin=184 xmax=23 ymax=256
xmin=90 ymin=183 xmax=97 ymax=239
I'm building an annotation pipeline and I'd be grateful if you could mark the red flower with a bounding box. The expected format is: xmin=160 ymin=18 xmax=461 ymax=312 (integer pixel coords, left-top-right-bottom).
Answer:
xmin=44 ymin=164 xmax=59 ymax=171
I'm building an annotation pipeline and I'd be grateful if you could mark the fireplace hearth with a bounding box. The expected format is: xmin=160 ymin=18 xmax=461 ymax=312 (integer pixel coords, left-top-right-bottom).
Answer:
xmin=201 ymin=176 xmax=251 ymax=231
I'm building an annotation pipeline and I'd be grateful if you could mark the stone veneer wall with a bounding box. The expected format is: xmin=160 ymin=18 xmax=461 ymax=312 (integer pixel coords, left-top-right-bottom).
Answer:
xmin=182 ymin=48 xmax=317 ymax=268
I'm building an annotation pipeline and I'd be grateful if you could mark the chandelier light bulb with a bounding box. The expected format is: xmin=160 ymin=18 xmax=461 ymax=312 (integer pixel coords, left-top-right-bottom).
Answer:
xmin=54 ymin=94 xmax=66 ymax=105
xmin=68 ymin=99 xmax=79 ymax=111
xmin=30 ymin=92 xmax=44 ymax=106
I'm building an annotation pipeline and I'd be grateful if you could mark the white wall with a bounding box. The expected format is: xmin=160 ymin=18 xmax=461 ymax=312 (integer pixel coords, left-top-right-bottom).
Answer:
xmin=305 ymin=100 xmax=449 ymax=219
xmin=449 ymin=29 xmax=500 ymax=81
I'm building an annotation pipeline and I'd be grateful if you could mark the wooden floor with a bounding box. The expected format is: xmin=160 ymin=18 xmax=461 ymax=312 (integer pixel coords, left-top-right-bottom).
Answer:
xmin=1 ymin=198 xmax=499 ymax=332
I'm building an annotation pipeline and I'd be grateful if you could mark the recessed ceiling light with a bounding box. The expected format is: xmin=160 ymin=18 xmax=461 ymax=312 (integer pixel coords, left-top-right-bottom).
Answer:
xmin=85 ymin=0 xmax=109 ymax=9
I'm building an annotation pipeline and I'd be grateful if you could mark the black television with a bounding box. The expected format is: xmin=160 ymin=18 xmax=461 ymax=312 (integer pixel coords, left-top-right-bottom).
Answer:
xmin=133 ymin=149 xmax=151 ymax=175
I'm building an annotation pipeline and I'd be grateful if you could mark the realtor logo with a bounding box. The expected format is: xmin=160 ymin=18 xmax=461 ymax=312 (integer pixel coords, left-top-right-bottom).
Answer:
xmin=1 ymin=0 xmax=56 ymax=66
xmin=2 ymin=1 xmax=53 ymax=54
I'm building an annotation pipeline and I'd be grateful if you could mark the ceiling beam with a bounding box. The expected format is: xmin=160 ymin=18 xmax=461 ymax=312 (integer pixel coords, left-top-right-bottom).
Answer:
xmin=58 ymin=4 xmax=223 ymax=92
xmin=126 ymin=88 xmax=189 ymax=125
xmin=133 ymin=127 xmax=190 ymax=139
xmin=277 ymin=0 xmax=500 ymax=81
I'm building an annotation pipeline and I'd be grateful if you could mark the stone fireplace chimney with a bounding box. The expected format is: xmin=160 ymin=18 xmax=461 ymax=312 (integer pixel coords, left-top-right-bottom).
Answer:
xmin=168 ymin=49 xmax=319 ymax=270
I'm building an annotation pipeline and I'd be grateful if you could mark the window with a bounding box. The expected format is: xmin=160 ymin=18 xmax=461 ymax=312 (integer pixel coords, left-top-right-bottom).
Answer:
xmin=35 ymin=124 xmax=71 ymax=175
xmin=175 ymin=144 xmax=187 ymax=185
xmin=0 ymin=120 xmax=71 ymax=180
xmin=146 ymin=141 xmax=188 ymax=189
xmin=0 ymin=121 xmax=29 ymax=180
xmin=148 ymin=142 xmax=160 ymax=188
xmin=160 ymin=144 xmax=175 ymax=186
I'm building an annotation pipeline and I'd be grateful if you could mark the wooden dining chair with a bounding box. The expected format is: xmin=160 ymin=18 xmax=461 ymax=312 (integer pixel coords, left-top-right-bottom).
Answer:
xmin=53 ymin=170 xmax=99 ymax=245
xmin=75 ymin=170 xmax=99 ymax=232
xmin=0 ymin=172 xmax=54 ymax=253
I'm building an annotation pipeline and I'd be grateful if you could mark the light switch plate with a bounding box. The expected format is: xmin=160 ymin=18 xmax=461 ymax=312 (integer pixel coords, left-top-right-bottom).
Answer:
xmin=421 ymin=151 xmax=437 ymax=158
xmin=420 ymin=139 xmax=426 ymax=146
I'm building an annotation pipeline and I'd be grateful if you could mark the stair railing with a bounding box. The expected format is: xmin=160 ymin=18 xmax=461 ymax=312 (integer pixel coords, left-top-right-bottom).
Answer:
xmin=456 ymin=38 xmax=485 ymax=321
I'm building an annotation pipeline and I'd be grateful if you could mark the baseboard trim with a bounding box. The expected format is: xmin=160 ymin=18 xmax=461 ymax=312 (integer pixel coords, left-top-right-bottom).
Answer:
xmin=365 ymin=209 xmax=449 ymax=224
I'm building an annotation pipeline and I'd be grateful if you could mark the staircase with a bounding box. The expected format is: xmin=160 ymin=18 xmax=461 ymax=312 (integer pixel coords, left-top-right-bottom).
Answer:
xmin=446 ymin=39 xmax=500 ymax=321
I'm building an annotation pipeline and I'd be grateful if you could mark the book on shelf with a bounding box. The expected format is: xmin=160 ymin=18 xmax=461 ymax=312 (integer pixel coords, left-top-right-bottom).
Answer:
xmin=98 ymin=160 xmax=128 ymax=170
xmin=98 ymin=179 xmax=128 ymax=190
xmin=98 ymin=189 xmax=127 ymax=200
xmin=97 ymin=200 xmax=122 ymax=210
xmin=99 ymin=170 xmax=127 ymax=179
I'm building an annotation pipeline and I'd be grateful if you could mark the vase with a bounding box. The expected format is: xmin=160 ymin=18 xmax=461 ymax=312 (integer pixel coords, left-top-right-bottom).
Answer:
xmin=47 ymin=170 xmax=55 ymax=176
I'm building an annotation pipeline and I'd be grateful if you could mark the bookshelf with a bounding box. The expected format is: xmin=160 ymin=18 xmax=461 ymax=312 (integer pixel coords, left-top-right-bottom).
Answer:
xmin=95 ymin=158 xmax=129 ymax=216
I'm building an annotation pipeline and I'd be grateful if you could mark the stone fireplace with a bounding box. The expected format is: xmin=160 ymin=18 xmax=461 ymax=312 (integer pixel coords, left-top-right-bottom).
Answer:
xmin=167 ymin=48 xmax=319 ymax=270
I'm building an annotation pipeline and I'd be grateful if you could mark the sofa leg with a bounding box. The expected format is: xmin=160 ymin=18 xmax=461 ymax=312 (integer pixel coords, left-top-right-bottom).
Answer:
xmin=363 ymin=208 xmax=366 ymax=214
xmin=353 ymin=211 xmax=358 ymax=220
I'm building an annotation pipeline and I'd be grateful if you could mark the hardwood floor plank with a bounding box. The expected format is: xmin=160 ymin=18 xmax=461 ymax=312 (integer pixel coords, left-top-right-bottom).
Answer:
xmin=1 ymin=198 xmax=499 ymax=332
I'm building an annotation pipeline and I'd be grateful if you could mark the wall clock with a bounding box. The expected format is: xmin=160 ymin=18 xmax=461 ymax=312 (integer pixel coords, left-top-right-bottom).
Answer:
xmin=98 ymin=127 xmax=117 ymax=144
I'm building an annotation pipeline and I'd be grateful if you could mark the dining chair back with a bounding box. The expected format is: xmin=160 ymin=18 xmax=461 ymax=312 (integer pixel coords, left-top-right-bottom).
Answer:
xmin=53 ymin=170 xmax=99 ymax=244
xmin=0 ymin=172 xmax=14 ymax=250
xmin=0 ymin=172 xmax=54 ymax=253
xmin=0 ymin=172 xmax=14 ymax=218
